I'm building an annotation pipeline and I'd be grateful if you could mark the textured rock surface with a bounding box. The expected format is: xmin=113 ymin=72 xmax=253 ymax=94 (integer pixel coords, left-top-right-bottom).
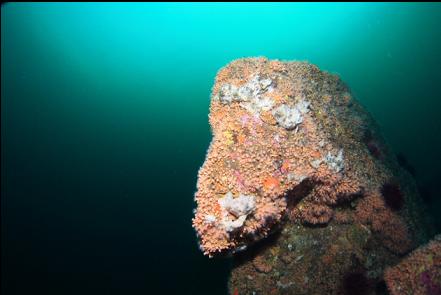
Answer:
xmin=192 ymin=57 xmax=433 ymax=293
xmin=384 ymin=235 xmax=441 ymax=295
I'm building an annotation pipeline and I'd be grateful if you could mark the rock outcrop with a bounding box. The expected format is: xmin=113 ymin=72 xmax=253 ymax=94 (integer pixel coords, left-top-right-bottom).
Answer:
xmin=192 ymin=57 xmax=433 ymax=294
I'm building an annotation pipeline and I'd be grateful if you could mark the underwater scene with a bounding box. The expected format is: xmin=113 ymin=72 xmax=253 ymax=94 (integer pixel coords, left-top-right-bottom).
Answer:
xmin=2 ymin=3 xmax=441 ymax=295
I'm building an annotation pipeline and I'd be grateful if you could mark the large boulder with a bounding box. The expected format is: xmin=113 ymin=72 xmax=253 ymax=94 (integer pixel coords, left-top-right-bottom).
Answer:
xmin=192 ymin=57 xmax=433 ymax=294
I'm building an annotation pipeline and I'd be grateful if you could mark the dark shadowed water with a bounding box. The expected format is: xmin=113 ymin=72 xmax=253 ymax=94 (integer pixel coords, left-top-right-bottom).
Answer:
xmin=2 ymin=3 xmax=441 ymax=294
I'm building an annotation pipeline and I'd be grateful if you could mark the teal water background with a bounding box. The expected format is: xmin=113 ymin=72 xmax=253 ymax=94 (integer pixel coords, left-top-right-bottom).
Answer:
xmin=2 ymin=3 xmax=441 ymax=294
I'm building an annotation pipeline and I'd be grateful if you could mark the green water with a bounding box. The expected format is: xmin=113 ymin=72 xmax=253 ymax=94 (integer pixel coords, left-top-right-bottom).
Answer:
xmin=2 ymin=3 xmax=441 ymax=294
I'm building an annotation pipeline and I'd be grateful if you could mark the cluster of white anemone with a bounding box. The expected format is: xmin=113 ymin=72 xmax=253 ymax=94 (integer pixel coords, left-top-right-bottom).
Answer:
xmin=216 ymin=75 xmax=311 ymax=130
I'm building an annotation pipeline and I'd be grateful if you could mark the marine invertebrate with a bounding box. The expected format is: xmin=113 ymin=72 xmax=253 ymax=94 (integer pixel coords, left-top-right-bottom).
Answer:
xmin=384 ymin=235 xmax=441 ymax=295
xmin=218 ymin=192 xmax=256 ymax=233
xmin=380 ymin=181 xmax=404 ymax=211
xmin=272 ymin=99 xmax=310 ymax=130
xmin=341 ymin=270 xmax=373 ymax=295
xmin=333 ymin=210 xmax=353 ymax=224
xmin=300 ymin=204 xmax=333 ymax=225
xmin=252 ymin=255 xmax=273 ymax=273
xmin=310 ymin=174 xmax=362 ymax=205
xmin=215 ymin=74 xmax=275 ymax=116
xmin=324 ymin=149 xmax=345 ymax=173
xmin=377 ymin=213 xmax=412 ymax=254
xmin=355 ymin=192 xmax=411 ymax=254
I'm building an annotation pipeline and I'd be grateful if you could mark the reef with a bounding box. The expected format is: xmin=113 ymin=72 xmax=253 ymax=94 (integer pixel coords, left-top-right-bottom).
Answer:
xmin=192 ymin=57 xmax=434 ymax=294
xmin=385 ymin=235 xmax=441 ymax=295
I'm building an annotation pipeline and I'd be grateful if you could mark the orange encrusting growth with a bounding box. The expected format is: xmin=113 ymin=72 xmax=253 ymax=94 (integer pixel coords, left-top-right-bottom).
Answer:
xmin=384 ymin=235 xmax=441 ymax=295
xmin=192 ymin=58 xmax=364 ymax=257
xmin=263 ymin=176 xmax=280 ymax=192
xmin=212 ymin=58 xmax=431 ymax=295
xmin=355 ymin=192 xmax=412 ymax=254
xmin=192 ymin=57 xmax=422 ymax=262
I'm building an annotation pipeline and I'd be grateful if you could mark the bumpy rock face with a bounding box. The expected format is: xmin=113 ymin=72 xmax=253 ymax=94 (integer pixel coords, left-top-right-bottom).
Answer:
xmin=192 ymin=56 xmax=431 ymax=294
xmin=385 ymin=235 xmax=441 ymax=295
